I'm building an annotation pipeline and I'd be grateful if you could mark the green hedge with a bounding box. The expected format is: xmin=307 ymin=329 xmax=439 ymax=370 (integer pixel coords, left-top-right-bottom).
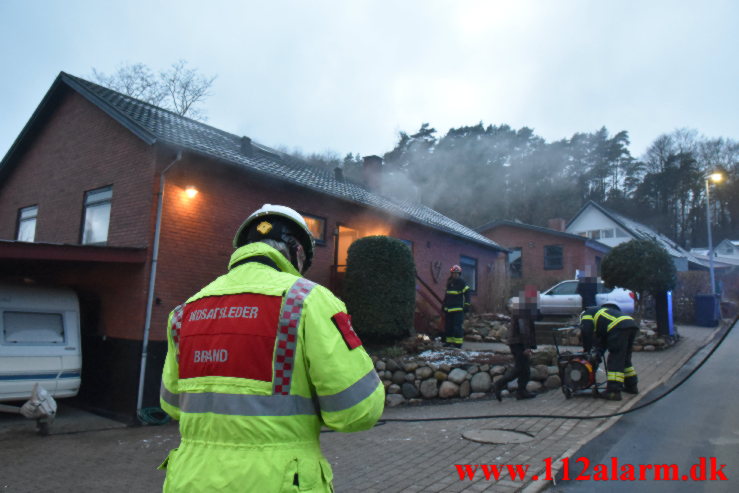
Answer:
xmin=344 ymin=236 xmax=416 ymax=343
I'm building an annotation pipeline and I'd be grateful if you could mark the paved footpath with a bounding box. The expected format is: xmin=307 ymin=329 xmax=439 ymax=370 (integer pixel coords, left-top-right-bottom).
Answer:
xmin=0 ymin=323 xmax=724 ymax=492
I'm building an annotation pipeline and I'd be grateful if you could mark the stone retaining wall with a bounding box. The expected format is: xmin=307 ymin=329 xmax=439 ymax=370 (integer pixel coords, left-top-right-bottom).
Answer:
xmin=374 ymin=353 xmax=562 ymax=407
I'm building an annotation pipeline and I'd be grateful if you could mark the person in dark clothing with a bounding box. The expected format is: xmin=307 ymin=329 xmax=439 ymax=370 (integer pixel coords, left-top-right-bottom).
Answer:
xmin=576 ymin=272 xmax=598 ymax=311
xmin=580 ymin=306 xmax=639 ymax=401
xmin=493 ymin=287 xmax=538 ymax=401
xmin=442 ymin=264 xmax=470 ymax=348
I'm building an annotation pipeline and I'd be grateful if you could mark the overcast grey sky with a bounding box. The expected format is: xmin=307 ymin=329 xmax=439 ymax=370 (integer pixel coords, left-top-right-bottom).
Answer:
xmin=1 ymin=0 xmax=737 ymax=161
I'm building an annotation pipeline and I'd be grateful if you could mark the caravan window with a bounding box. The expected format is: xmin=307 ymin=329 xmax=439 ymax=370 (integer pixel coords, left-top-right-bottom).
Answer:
xmin=2 ymin=311 xmax=65 ymax=344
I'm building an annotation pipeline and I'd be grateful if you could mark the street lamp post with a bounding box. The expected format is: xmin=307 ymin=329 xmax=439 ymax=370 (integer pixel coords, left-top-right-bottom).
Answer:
xmin=704 ymin=172 xmax=723 ymax=296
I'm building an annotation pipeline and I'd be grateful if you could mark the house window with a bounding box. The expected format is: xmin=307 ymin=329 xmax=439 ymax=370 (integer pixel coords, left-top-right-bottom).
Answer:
xmin=459 ymin=255 xmax=477 ymax=292
xmin=509 ymin=247 xmax=522 ymax=278
xmin=602 ymin=228 xmax=614 ymax=238
xmin=301 ymin=213 xmax=326 ymax=245
xmin=81 ymin=186 xmax=112 ymax=245
xmin=16 ymin=205 xmax=38 ymax=242
xmin=588 ymin=230 xmax=601 ymax=240
xmin=544 ymin=245 xmax=563 ymax=270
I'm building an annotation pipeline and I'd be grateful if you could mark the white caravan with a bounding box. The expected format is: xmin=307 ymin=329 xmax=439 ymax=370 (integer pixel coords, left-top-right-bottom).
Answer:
xmin=0 ymin=283 xmax=82 ymax=404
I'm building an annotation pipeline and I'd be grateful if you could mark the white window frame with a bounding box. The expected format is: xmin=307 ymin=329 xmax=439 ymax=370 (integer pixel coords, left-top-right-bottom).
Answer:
xmin=16 ymin=205 xmax=38 ymax=242
xmin=81 ymin=186 xmax=113 ymax=245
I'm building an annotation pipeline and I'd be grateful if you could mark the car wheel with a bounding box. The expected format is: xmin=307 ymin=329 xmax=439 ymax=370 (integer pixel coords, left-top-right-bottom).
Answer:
xmin=601 ymin=304 xmax=618 ymax=311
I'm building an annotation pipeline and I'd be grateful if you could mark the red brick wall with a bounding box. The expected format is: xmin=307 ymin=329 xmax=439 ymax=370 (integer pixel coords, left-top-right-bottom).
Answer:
xmin=0 ymin=88 xmax=504 ymax=343
xmin=150 ymin=156 xmax=505 ymax=339
xmin=482 ymin=225 xmax=604 ymax=292
xmin=0 ymin=89 xmax=156 ymax=247
xmin=0 ymin=89 xmax=156 ymax=340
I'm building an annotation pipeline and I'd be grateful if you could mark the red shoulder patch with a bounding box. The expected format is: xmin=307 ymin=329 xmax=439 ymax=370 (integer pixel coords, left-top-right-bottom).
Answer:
xmin=331 ymin=312 xmax=363 ymax=350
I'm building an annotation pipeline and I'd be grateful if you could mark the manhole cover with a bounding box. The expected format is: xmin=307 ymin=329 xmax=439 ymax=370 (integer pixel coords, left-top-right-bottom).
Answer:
xmin=462 ymin=429 xmax=534 ymax=444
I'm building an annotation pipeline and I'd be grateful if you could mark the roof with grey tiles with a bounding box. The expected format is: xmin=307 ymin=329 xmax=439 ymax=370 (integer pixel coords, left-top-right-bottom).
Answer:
xmin=567 ymin=201 xmax=706 ymax=266
xmin=475 ymin=219 xmax=611 ymax=253
xmin=52 ymin=72 xmax=503 ymax=251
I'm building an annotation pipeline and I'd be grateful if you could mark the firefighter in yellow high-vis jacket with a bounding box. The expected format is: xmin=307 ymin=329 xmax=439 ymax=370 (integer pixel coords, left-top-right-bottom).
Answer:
xmin=159 ymin=204 xmax=384 ymax=492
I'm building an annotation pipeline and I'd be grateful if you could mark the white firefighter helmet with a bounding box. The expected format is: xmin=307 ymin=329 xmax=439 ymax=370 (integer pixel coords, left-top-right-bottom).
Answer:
xmin=233 ymin=204 xmax=315 ymax=270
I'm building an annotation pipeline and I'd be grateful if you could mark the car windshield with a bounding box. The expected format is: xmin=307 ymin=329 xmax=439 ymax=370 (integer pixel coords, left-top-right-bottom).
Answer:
xmin=548 ymin=282 xmax=578 ymax=295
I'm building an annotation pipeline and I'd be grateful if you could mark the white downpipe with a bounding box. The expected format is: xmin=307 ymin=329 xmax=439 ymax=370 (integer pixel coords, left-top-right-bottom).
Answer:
xmin=136 ymin=151 xmax=182 ymax=419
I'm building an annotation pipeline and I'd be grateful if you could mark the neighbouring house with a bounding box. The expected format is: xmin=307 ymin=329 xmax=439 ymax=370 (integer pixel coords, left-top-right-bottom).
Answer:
xmin=690 ymin=240 xmax=739 ymax=265
xmin=566 ymin=201 xmax=708 ymax=272
xmin=0 ymin=72 xmax=508 ymax=421
xmin=713 ymin=239 xmax=739 ymax=258
xmin=476 ymin=218 xmax=610 ymax=292
xmin=690 ymin=240 xmax=739 ymax=300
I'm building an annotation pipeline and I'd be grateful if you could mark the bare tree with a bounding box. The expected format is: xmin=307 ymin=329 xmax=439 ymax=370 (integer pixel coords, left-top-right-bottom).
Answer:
xmin=92 ymin=60 xmax=216 ymax=121
xmin=92 ymin=63 xmax=165 ymax=105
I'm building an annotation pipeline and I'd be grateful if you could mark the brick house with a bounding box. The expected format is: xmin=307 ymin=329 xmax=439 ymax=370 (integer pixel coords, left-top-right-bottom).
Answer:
xmin=0 ymin=72 xmax=507 ymax=420
xmin=476 ymin=219 xmax=610 ymax=293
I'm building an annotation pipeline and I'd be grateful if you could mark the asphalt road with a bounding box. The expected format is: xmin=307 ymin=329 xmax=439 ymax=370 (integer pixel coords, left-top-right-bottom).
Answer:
xmin=547 ymin=319 xmax=738 ymax=492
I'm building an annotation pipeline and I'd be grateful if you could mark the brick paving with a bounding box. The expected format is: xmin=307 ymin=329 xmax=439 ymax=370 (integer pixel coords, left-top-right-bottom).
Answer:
xmin=323 ymin=323 xmax=720 ymax=492
xmin=0 ymin=323 xmax=723 ymax=493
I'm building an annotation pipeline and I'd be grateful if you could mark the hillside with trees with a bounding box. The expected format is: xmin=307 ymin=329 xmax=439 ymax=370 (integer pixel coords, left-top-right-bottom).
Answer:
xmin=301 ymin=125 xmax=738 ymax=249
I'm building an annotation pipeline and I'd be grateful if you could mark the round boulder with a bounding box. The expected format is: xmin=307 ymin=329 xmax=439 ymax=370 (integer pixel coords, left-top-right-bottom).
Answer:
xmin=439 ymin=381 xmax=460 ymax=399
xmin=544 ymin=375 xmax=562 ymax=389
xmin=448 ymin=368 xmax=469 ymax=384
xmin=526 ymin=381 xmax=543 ymax=393
xmin=391 ymin=370 xmax=407 ymax=385
xmin=420 ymin=378 xmax=438 ymax=399
xmin=470 ymin=372 xmax=492 ymax=393
xmin=386 ymin=394 xmax=405 ymax=407
xmin=401 ymin=382 xmax=420 ymax=399
xmin=459 ymin=380 xmax=471 ymax=398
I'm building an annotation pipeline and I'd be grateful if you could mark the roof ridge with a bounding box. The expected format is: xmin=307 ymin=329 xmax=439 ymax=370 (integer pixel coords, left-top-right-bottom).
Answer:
xmin=44 ymin=73 xmax=505 ymax=252
xmin=62 ymin=72 xmax=262 ymax=149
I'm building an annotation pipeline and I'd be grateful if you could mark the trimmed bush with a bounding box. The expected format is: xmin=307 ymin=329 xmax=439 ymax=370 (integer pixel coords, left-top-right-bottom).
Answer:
xmin=601 ymin=239 xmax=676 ymax=315
xmin=344 ymin=236 xmax=416 ymax=343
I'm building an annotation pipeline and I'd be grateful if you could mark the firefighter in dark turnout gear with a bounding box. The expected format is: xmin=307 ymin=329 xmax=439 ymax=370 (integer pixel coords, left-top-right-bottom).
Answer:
xmin=580 ymin=306 xmax=639 ymax=401
xmin=442 ymin=265 xmax=470 ymax=348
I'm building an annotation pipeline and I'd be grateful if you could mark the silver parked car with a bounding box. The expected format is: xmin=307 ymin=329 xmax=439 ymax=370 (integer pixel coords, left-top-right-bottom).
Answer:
xmin=507 ymin=280 xmax=635 ymax=316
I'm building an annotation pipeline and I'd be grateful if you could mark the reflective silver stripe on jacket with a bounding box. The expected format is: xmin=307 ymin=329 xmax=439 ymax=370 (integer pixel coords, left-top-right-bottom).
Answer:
xmin=160 ymin=382 xmax=318 ymax=416
xmin=273 ymin=278 xmax=316 ymax=395
xmin=161 ymin=381 xmax=180 ymax=409
xmin=318 ymin=369 xmax=381 ymax=413
xmin=161 ymin=370 xmax=381 ymax=417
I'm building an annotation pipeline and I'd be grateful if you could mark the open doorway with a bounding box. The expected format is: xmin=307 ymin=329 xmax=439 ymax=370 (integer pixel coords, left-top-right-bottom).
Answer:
xmin=335 ymin=225 xmax=359 ymax=272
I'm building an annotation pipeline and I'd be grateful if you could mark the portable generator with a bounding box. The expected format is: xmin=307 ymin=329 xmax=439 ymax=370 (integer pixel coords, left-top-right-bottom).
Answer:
xmin=552 ymin=327 xmax=605 ymax=399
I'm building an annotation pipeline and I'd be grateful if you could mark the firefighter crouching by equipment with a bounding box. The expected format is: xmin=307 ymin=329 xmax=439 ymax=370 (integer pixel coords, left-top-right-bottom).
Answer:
xmin=442 ymin=265 xmax=470 ymax=348
xmin=159 ymin=204 xmax=384 ymax=492
xmin=580 ymin=306 xmax=639 ymax=401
